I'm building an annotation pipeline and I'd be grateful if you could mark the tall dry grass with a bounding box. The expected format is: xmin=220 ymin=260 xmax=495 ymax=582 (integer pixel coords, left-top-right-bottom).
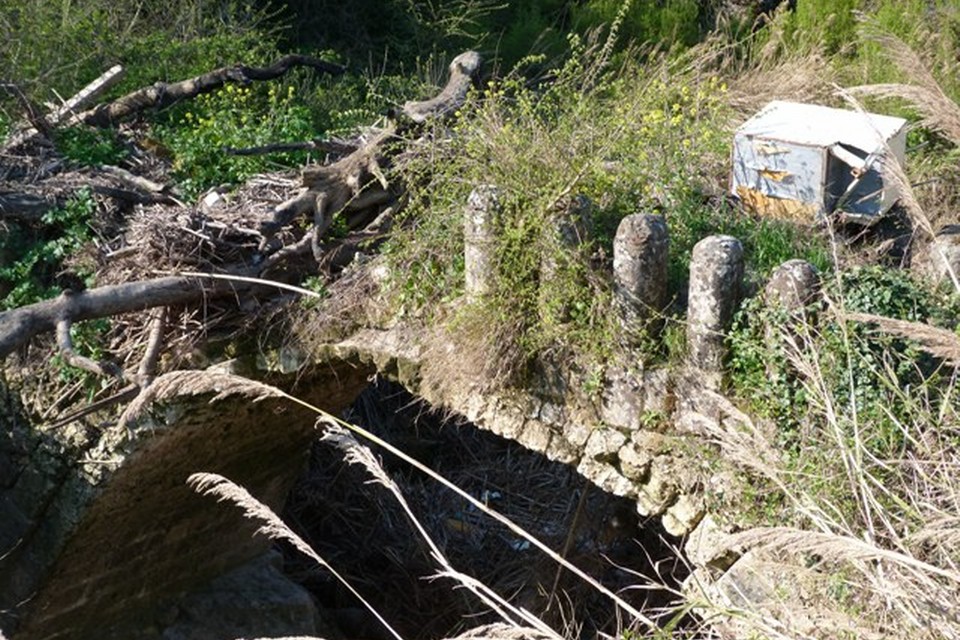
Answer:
xmin=693 ymin=297 xmax=960 ymax=639
xmin=849 ymin=23 xmax=960 ymax=147
xmin=172 ymin=370 xmax=664 ymax=639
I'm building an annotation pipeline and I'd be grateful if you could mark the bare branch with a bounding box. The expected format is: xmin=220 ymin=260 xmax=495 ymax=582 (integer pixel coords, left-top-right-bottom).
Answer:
xmin=78 ymin=55 xmax=345 ymax=128
xmin=137 ymin=307 xmax=168 ymax=386
xmin=0 ymin=276 xmax=241 ymax=360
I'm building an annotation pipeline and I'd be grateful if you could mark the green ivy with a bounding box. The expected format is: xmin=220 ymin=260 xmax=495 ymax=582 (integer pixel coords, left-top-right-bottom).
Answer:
xmin=0 ymin=189 xmax=97 ymax=309
xmin=55 ymin=126 xmax=128 ymax=167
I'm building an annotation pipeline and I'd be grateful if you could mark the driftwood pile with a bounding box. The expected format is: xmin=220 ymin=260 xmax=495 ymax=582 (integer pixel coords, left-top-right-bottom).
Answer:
xmin=0 ymin=51 xmax=481 ymax=415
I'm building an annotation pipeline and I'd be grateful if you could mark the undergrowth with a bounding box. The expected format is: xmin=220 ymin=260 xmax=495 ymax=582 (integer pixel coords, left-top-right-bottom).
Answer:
xmin=0 ymin=189 xmax=98 ymax=310
xmin=385 ymin=24 xmax=830 ymax=388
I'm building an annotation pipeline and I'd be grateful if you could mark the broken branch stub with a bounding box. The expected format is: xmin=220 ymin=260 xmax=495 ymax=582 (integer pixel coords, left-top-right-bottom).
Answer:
xmin=258 ymin=51 xmax=483 ymax=265
xmin=402 ymin=51 xmax=481 ymax=123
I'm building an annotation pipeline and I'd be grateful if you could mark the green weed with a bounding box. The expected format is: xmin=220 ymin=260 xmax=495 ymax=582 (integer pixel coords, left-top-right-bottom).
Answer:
xmin=55 ymin=126 xmax=128 ymax=166
xmin=0 ymin=189 xmax=98 ymax=309
xmin=155 ymin=82 xmax=314 ymax=198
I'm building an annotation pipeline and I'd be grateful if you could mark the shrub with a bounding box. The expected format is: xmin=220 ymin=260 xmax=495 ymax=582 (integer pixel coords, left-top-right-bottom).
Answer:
xmin=154 ymin=82 xmax=314 ymax=197
xmin=0 ymin=189 xmax=97 ymax=309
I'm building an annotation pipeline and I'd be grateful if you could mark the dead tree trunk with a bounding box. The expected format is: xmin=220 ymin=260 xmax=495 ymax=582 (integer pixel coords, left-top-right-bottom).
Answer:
xmin=79 ymin=55 xmax=345 ymax=128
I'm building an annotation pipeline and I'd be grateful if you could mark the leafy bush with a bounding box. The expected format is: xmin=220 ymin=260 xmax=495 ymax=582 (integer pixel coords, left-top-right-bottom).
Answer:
xmin=155 ymin=82 xmax=314 ymax=197
xmin=729 ymin=265 xmax=959 ymax=453
xmin=55 ymin=126 xmax=128 ymax=167
xmin=0 ymin=189 xmax=97 ymax=309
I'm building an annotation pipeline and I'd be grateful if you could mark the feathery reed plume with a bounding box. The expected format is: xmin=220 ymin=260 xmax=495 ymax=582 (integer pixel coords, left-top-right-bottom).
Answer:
xmin=188 ymin=472 xmax=404 ymax=640
xmin=843 ymin=312 xmax=960 ymax=366
xmin=849 ymin=24 xmax=960 ymax=146
xmin=722 ymin=526 xmax=960 ymax=585
xmin=120 ymin=370 xmax=284 ymax=429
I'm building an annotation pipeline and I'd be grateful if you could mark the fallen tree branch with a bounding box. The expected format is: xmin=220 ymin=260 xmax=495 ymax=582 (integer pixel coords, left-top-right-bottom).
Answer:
xmin=225 ymin=138 xmax=358 ymax=157
xmin=2 ymin=65 xmax=125 ymax=150
xmin=401 ymin=51 xmax=481 ymax=123
xmin=0 ymin=192 xmax=56 ymax=222
xmin=78 ymin=54 xmax=345 ymax=128
xmin=258 ymin=50 xmax=482 ymax=259
xmin=0 ymin=276 xmax=240 ymax=360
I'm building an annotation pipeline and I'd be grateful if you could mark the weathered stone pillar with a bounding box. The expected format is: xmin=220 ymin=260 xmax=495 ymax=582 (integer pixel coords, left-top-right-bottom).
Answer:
xmin=765 ymin=259 xmax=820 ymax=312
xmin=613 ymin=214 xmax=669 ymax=338
xmin=540 ymin=195 xmax=591 ymax=322
xmin=763 ymin=259 xmax=820 ymax=377
xmin=464 ymin=185 xmax=501 ymax=299
xmin=542 ymin=194 xmax=591 ymax=278
xmin=687 ymin=235 xmax=744 ymax=373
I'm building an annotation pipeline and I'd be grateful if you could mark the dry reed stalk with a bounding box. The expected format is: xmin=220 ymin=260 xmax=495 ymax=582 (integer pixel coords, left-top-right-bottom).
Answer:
xmin=321 ymin=422 xmax=563 ymax=639
xmin=151 ymin=371 xmax=658 ymax=631
xmin=119 ymin=369 xmax=283 ymax=428
xmin=843 ymin=312 xmax=960 ymax=366
xmin=849 ymin=26 xmax=960 ymax=146
xmin=188 ymin=471 xmax=404 ymax=640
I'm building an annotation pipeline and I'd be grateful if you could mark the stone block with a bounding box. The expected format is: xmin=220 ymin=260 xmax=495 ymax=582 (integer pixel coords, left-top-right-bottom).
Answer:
xmin=563 ymin=420 xmax=593 ymax=449
xmin=582 ymin=428 xmax=627 ymax=460
xmin=601 ymin=364 xmax=644 ymax=431
xmin=635 ymin=461 xmax=677 ymax=516
xmin=661 ymin=493 xmax=705 ymax=536
xmin=577 ymin=458 xmax=636 ymax=497
xmin=516 ymin=420 xmax=552 ymax=453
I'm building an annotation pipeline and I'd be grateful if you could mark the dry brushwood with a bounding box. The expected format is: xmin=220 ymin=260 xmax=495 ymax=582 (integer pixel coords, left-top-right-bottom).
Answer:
xmin=0 ymin=51 xmax=483 ymax=390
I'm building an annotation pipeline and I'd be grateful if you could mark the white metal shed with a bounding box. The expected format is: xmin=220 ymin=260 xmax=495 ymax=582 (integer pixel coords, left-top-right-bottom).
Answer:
xmin=731 ymin=100 xmax=908 ymax=222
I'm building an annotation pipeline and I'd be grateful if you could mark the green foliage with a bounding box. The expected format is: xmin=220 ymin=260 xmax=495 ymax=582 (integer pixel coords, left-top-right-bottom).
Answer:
xmin=55 ymin=126 xmax=128 ymax=166
xmin=155 ymin=82 xmax=314 ymax=197
xmin=729 ymin=266 xmax=959 ymax=456
xmin=571 ymin=0 xmax=702 ymax=51
xmin=0 ymin=0 xmax=281 ymax=106
xmin=780 ymin=0 xmax=861 ymax=55
xmin=0 ymin=189 xmax=97 ymax=309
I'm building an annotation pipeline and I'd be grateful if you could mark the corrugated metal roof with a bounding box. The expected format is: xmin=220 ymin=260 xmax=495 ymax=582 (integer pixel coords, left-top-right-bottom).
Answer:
xmin=736 ymin=100 xmax=907 ymax=153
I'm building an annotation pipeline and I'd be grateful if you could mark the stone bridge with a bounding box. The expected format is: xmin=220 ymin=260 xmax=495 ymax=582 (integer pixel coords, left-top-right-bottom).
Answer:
xmin=0 ymin=193 xmax=823 ymax=639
